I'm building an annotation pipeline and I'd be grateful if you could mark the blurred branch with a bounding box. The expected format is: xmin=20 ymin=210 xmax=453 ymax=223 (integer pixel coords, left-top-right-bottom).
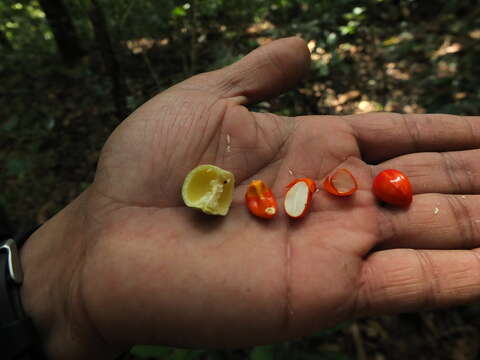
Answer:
xmin=119 ymin=0 xmax=136 ymax=26
xmin=190 ymin=0 xmax=198 ymax=75
xmin=0 ymin=205 xmax=13 ymax=239
xmin=350 ymin=322 xmax=368 ymax=360
xmin=38 ymin=0 xmax=85 ymax=66
xmin=86 ymin=0 xmax=128 ymax=119
xmin=0 ymin=29 xmax=13 ymax=51
xmin=141 ymin=52 xmax=161 ymax=89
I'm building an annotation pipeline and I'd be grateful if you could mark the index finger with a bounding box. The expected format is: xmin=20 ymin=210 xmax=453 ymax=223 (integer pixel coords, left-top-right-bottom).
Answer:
xmin=347 ymin=113 xmax=480 ymax=163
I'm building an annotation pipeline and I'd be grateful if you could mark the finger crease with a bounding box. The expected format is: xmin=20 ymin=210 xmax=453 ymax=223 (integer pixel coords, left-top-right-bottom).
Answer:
xmin=375 ymin=209 xmax=400 ymax=246
xmin=282 ymin=231 xmax=294 ymax=333
xmin=400 ymin=113 xmax=421 ymax=153
xmin=470 ymin=250 xmax=480 ymax=275
xmin=264 ymin=48 xmax=288 ymax=86
xmin=440 ymin=152 xmax=463 ymax=193
xmin=446 ymin=195 xmax=476 ymax=249
xmin=462 ymin=116 xmax=477 ymax=147
xmin=415 ymin=250 xmax=440 ymax=308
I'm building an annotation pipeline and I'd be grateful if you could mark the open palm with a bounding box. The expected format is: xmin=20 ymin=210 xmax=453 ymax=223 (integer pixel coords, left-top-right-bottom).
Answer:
xmin=46 ymin=38 xmax=480 ymax=358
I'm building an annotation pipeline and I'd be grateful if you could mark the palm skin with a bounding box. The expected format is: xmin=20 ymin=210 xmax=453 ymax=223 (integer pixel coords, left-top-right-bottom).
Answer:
xmin=85 ymin=86 xmax=372 ymax=347
xmin=20 ymin=37 xmax=480 ymax=359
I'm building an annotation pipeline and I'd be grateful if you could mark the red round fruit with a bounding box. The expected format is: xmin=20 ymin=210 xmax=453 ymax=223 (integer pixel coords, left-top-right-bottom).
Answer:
xmin=372 ymin=169 xmax=412 ymax=207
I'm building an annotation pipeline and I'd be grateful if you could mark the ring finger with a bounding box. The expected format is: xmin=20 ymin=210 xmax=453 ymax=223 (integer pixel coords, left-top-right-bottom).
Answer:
xmin=377 ymin=193 xmax=480 ymax=250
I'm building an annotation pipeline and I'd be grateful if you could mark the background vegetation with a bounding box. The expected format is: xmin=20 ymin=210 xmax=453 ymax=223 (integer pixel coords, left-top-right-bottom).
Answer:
xmin=1 ymin=0 xmax=480 ymax=358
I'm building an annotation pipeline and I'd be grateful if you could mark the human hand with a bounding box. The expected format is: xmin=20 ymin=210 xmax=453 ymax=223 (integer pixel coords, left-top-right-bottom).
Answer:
xmin=20 ymin=37 xmax=480 ymax=359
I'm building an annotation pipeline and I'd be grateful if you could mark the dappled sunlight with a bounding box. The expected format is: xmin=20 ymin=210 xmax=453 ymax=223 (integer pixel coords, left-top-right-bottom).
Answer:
xmin=126 ymin=38 xmax=170 ymax=54
xmin=432 ymin=39 xmax=463 ymax=59
xmin=402 ymin=104 xmax=426 ymax=114
xmin=436 ymin=60 xmax=458 ymax=78
xmin=246 ymin=20 xmax=274 ymax=34
xmin=311 ymin=47 xmax=332 ymax=64
xmin=469 ymin=29 xmax=480 ymax=39
xmin=308 ymin=40 xmax=334 ymax=63
xmin=255 ymin=37 xmax=273 ymax=46
xmin=246 ymin=20 xmax=275 ymax=46
xmin=385 ymin=62 xmax=411 ymax=81
xmin=307 ymin=39 xmax=316 ymax=52
xmin=337 ymin=90 xmax=361 ymax=105
xmin=382 ymin=31 xmax=413 ymax=46
xmin=454 ymin=92 xmax=467 ymax=100
xmin=356 ymin=100 xmax=382 ymax=114
xmin=337 ymin=42 xmax=359 ymax=56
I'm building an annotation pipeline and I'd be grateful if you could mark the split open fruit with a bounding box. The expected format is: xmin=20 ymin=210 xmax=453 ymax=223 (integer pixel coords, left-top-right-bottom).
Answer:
xmin=323 ymin=168 xmax=358 ymax=197
xmin=284 ymin=178 xmax=316 ymax=218
xmin=181 ymin=164 xmax=235 ymax=215
xmin=372 ymin=169 xmax=412 ymax=207
xmin=245 ymin=180 xmax=278 ymax=219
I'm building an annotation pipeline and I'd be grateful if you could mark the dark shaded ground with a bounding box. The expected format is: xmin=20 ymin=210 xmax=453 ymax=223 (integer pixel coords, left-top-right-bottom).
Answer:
xmin=122 ymin=309 xmax=480 ymax=359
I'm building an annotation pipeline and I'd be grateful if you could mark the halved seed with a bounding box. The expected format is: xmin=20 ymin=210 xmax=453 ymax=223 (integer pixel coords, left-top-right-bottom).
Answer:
xmin=285 ymin=181 xmax=309 ymax=218
xmin=331 ymin=169 xmax=356 ymax=193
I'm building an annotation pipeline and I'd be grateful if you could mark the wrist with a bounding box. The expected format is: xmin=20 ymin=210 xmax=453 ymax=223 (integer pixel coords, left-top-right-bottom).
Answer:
xmin=19 ymin=188 xmax=121 ymax=359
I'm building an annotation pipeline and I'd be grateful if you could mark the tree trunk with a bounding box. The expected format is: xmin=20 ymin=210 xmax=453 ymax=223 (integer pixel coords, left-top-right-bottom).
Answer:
xmin=87 ymin=0 xmax=128 ymax=119
xmin=0 ymin=205 xmax=13 ymax=239
xmin=38 ymin=0 xmax=84 ymax=65
xmin=0 ymin=29 xmax=13 ymax=51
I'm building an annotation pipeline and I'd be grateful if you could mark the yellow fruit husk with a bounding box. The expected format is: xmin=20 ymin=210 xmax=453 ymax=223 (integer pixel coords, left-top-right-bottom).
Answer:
xmin=181 ymin=164 xmax=235 ymax=216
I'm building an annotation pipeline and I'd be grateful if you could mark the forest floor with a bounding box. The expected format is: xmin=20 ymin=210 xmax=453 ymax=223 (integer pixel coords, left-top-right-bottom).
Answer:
xmin=2 ymin=5 xmax=480 ymax=359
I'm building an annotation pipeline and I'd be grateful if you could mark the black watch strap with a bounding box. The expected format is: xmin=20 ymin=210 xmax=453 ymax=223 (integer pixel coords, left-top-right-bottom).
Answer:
xmin=1 ymin=228 xmax=46 ymax=359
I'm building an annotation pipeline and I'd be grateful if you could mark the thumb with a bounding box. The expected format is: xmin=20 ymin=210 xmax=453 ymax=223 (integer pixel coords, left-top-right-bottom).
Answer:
xmin=179 ymin=37 xmax=311 ymax=104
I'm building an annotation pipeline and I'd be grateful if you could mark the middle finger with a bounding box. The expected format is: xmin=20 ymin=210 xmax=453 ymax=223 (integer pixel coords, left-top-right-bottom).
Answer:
xmin=374 ymin=149 xmax=480 ymax=195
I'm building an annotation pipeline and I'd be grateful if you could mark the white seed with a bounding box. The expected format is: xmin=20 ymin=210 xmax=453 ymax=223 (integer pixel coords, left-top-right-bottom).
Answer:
xmin=284 ymin=181 xmax=309 ymax=217
xmin=331 ymin=170 xmax=355 ymax=193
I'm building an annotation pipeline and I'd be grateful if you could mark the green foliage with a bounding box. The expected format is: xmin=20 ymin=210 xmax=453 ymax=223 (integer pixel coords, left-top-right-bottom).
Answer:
xmin=171 ymin=5 xmax=187 ymax=17
xmin=130 ymin=345 xmax=205 ymax=359
xmin=130 ymin=345 xmax=173 ymax=358
xmin=248 ymin=338 xmax=351 ymax=360
xmin=128 ymin=324 xmax=350 ymax=359
xmin=5 ymin=156 xmax=32 ymax=178
xmin=0 ymin=0 xmax=54 ymax=53
xmin=250 ymin=345 xmax=277 ymax=360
